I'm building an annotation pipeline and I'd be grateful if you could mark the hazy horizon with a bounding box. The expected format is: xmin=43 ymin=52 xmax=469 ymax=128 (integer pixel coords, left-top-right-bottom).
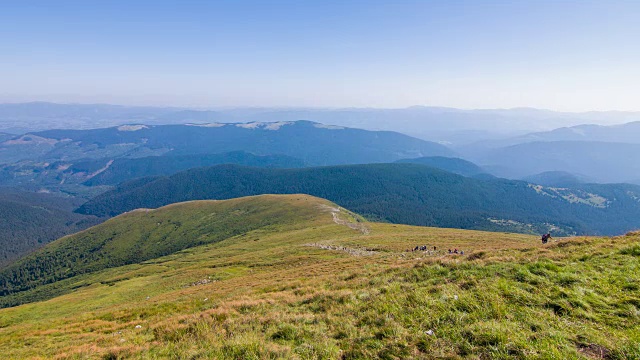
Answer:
xmin=3 ymin=99 xmax=640 ymax=116
xmin=2 ymin=1 xmax=639 ymax=111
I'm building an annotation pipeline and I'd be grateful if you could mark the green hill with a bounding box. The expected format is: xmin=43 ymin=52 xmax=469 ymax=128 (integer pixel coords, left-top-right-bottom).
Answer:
xmin=77 ymin=163 xmax=640 ymax=236
xmin=0 ymin=194 xmax=638 ymax=359
xmin=0 ymin=194 xmax=350 ymax=306
xmin=0 ymin=189 xmax=100 ymax=268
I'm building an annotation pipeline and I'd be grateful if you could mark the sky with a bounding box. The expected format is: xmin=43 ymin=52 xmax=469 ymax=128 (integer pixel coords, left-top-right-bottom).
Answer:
xmin=1 ymin=0 xmax=639 ymax=111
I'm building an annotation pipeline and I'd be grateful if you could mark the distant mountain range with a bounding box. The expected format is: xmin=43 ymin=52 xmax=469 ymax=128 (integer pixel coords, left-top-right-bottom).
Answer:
xmin=477 ymin=121 xmax=640 ymax=147
xmin=0 ymin=151 xmax=306 ymax=190
xmin=454 ymin=120 xmax=640 ymax=184
xmin=463 ymin=141 xmax=640 ymax=183
xmin=77 ymin=163 xmax=640 ymax=236
xmin=2 ymin=102 xmax=639 ymax=144
xmin=3 ymin=102 xmax=640 ymax=184
xmin=0 ymin=102 xmax=178 ymax=133
xmin=0 ymin=121 xmax=453 ymax=166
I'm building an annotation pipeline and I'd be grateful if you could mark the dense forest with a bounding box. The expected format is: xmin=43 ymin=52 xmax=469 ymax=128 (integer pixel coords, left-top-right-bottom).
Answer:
xmin=82 ymin=151 xmax=306 ymax=186
xmin=0 ymin=152 xmax=306 ymax=200
xmin=0 ymin=189 xmax=101 ymax=267
xmin=395 ymin=156 xmax=486 ymax=177
xmin=77 ymin=163 xmax=640 ymax=236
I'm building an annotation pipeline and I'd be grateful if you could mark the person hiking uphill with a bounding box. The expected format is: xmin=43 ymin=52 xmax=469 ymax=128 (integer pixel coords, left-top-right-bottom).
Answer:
xmin=541 ymin=233 xmax=551 ymax=244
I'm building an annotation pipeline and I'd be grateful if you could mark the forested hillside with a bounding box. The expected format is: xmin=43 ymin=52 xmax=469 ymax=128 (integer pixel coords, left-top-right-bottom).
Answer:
xmin=77 ymin=163 xmax=640 ymax=235
xmin=0 ymin=151 xmax=305 ymax=189
xmin=395 ymin=156 xmax=486 ymax=176
xmin=82 ymin=152 xmax=305 ymax=186
xmin=522 ymin=171 xmax=590 ymax=187
xmin=0 ymin=190 xmax=100 ymax=267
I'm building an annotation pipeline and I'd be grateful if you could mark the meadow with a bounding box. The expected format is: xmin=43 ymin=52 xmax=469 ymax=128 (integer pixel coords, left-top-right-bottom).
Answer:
xmin=0 ymin=195 xmax=638 ymax=359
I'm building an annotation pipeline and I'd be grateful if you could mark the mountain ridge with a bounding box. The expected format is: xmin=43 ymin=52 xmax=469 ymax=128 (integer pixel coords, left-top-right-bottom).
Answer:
xmin=76 ymin=163 xmax=640 ymax=236
xmin=4 ymin=101 xmax=640 ymax=143
xmin=0 ymin=121 xmax=454 ymax=166
xmin=395 ymin=156 xmax=486 ymax=177
xmin=466 ymin=140 xmax=640 ymax=182
xmin=0 ymin=194 xmax=344 ymax=306
xmin=0 ymin=151 xmax=306 ymax=191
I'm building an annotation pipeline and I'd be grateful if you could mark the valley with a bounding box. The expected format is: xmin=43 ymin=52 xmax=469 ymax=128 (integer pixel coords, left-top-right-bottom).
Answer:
xmin=0 ymin=189 xmax=101 ymax=267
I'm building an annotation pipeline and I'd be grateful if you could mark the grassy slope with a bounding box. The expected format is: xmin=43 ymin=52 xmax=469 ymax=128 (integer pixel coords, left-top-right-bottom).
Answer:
xmin=0 ymin=195 xmax=334 ymax=302
xmin=0 ymin=195 xmax=638 ymax=359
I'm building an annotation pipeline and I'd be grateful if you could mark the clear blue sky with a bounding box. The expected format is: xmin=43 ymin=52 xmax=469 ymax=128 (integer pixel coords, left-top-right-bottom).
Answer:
xmin=1 ymin=0 xmax=639 ymax=110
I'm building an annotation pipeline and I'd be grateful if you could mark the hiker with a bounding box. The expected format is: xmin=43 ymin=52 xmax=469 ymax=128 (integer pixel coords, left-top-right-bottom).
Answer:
xmin=460 ymin=250 xmax=464 ymax=255
xmin=448 ymin=249 xmax=452 ymax=254
xmin=541 ymin=233 xmax=551 ymax=244
xmin=454 ymin=248 xmax=458 ymax=254
xmin=433 ymin=246 xmax=436 ymax=251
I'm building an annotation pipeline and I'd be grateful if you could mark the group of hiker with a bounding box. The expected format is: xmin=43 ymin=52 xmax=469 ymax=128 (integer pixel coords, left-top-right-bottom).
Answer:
xmin=412 ymin=245 xmax=436 ymax=251
xmin=409 ymin=245 xmax=464 ymax=255
xmin=408 ymin=232 xmax=552 ymax=255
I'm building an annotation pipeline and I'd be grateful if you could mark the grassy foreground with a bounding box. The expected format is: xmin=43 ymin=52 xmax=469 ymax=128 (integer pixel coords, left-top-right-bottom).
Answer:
xmin=0 ymin=195 xmax=639 ymax=359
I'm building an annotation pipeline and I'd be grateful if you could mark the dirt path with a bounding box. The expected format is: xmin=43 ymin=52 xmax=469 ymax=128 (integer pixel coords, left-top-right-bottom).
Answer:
xmin=318 ymin=204 xmax=370 ymax=235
